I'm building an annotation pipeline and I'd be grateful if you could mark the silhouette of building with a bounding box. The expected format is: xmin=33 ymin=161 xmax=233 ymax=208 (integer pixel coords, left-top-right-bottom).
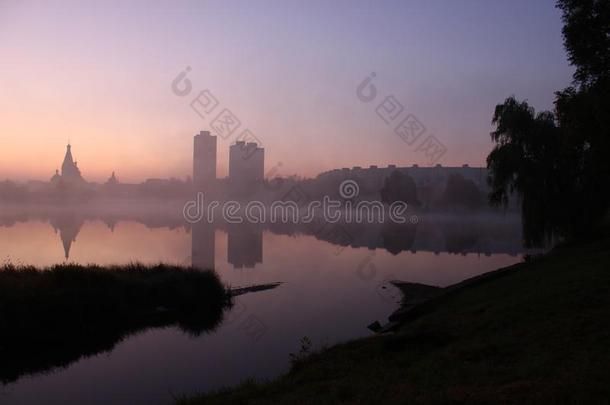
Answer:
xmin=50 ymin=170 xmax=61 ymax=184
xmin=318 ymin=164 xmax=487 ymax=192
xmin=106 ymin=171 xmax=119 ymax=186
xmin=314 ymin=163 xmax=500 ymax=208
xmin=61 ymin=144 xmax=85 ymax=184
xmin=193 ymin=131 xmax=217 ymax=191
xmin=51 ymin=144 xmax=87 ymax=188
xmin=101 ymin=171 xmax=125 ymax=197
xmin=229 ymin=141 xmax=264 ymax=186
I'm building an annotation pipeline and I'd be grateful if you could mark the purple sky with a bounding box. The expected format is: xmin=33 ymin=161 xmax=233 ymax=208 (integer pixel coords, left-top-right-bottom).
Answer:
xmin=1 ymin=0 xmax=573 ymax=182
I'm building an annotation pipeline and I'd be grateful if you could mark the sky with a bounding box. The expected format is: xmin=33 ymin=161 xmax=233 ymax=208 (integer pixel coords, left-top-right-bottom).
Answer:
xmin=0 ymin=0 xmax=573 ymax=183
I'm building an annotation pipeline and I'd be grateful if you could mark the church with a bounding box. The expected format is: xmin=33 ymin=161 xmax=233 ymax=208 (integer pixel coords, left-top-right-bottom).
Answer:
xmin=50 ymin=143 xmax=87 ymax=187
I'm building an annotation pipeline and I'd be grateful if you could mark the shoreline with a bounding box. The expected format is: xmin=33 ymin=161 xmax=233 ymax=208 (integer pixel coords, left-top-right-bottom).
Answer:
xmin=179 ymin=236 xmax=610 ymax=404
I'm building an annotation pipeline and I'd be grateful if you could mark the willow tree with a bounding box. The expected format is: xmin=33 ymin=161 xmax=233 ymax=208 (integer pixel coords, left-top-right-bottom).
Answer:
xmin=487 ymin=97 xmax=564 ymax=246
xmin=487 ymin=1 xmax=610 ymax=246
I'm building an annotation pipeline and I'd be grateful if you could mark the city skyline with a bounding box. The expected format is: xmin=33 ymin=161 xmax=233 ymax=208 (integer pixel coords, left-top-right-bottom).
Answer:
xmin=39 ymin=133 xmax=263 ymax=186
xmin=18 ymin=134 xmax=487 ymax=186
xmin=1 ymin=1 xmax=607 ymax=403
xmin=1 ymin=0 xmax=572 ymax=183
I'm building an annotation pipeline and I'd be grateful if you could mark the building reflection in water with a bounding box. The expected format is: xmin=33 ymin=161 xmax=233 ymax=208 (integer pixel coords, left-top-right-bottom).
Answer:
xmin=191 ymin=221 xmax=216 ymax=271
xmin=49 ymin=214 xmax=85 ymax=260
xmin=227 ymin=226 xmax=263 ymax=269
xmin=0 ymin=208 xmax=531 ymax=264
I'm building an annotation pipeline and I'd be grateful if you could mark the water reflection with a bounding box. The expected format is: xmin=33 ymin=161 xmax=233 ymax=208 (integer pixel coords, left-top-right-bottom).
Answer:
xmin=192 ymin=220 xmax=215 ymax=270
xmin=227 ymin=225 xmax=264 ymax=269
xmin=0 ymin=204 xmax=528 ymax=404
xmin=0 ymin=275 xmax=282 ymax=387
xmin=0 ymin=205 xmax=528 ymax=265
xmin=49 ymin=213 xmax=84 ymax=259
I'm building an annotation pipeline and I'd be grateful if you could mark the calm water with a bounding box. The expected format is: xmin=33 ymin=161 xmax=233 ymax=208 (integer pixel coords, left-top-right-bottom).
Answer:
xmin=0 ymin=204 xmax=526 ymax=404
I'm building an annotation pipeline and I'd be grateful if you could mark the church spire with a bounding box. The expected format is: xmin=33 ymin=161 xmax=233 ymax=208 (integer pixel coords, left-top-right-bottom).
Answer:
xmin=63 ymin=144 xmax=74 ymax=165
xmin=61 ymin=143 xmax=83 ymax=181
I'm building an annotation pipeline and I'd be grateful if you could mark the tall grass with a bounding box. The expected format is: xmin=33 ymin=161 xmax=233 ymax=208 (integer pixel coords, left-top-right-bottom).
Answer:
xmin=0 ymin=263 xmax=232 ymax=383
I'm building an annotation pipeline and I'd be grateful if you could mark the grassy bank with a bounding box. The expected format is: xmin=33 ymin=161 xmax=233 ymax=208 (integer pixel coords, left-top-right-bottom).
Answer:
xmin=181 ymin=237 xmax=610 ymax=404
xmin=0 ymin=263 xmax=231 ymax=383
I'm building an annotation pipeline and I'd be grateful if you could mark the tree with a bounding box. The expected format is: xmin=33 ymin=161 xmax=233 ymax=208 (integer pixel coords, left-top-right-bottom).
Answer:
xmin=554 ymin=0 xmax=610 ymax=235
xmin=487 ymin=1 xmax=610 ymax=246
xmin=380 ymin=170 xmax=420 ymax=206
xmin=487 ymin=97 xmax=564 ymax=246
xmin=442 ymin=174 xmax=483 ymax=209
xmin=556 ymin=0 xmax=610 ymax=86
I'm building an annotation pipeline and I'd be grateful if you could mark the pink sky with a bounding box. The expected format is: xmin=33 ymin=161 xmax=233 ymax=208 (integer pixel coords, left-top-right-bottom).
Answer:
xmin=0 ymin=0 xmax=573 ymax=183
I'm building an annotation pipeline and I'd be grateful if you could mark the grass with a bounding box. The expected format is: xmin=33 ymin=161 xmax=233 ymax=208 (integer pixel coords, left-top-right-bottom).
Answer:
xmin=0 ymin=263 xmax=232 ymax=383
xmin=179 ymin=236 xmax=610 ymax=404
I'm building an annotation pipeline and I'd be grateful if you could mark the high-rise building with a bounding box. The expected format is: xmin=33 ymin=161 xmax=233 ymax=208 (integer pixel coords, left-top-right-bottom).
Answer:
xmin=229 ymin=141 xmax=264 ymax=185
xmin=193 ymin=131 xmax=217 ymax=191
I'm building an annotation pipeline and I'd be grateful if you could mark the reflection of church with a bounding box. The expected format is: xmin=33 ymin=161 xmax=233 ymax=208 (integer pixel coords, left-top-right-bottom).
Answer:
xmin=49 ymin=214 xmax=84 ymax=260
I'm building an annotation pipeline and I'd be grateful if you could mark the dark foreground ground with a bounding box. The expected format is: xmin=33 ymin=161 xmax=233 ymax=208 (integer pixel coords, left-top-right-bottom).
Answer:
xmin=0 ymin=263 xmax=231 ymax=383
xmin=180 ymin=236 xmax=610 ymax=404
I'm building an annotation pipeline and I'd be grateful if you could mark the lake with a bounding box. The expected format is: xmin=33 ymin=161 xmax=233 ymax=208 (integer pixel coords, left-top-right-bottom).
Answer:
xmin=0 ymin=203 xmax=527 ymax=404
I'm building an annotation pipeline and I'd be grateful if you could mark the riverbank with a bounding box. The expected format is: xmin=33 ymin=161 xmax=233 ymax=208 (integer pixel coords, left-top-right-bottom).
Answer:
xmin=0 ymin=263 xmax=232 ymax=383
xmin=180 ymin=236 xmax=610 ymax=404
